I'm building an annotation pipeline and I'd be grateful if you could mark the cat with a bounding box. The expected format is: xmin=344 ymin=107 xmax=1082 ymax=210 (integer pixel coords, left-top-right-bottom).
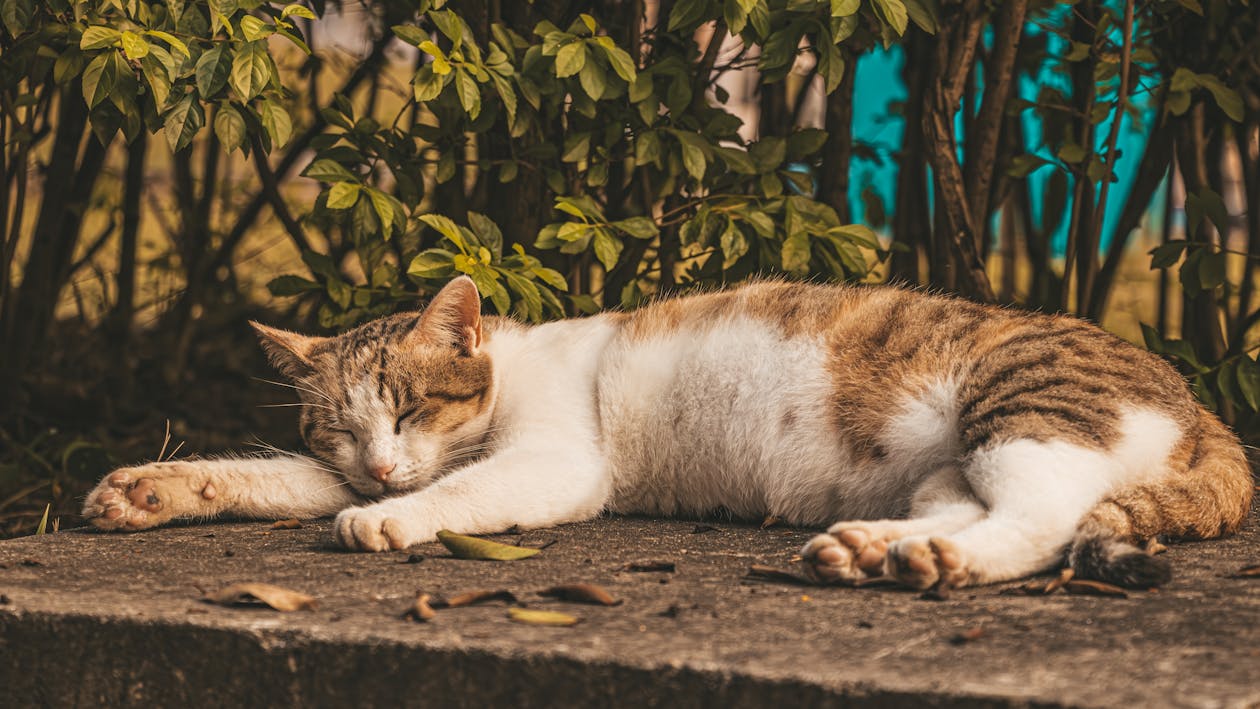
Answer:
xmin=82 ymin=276 xmax=1254 ymax=589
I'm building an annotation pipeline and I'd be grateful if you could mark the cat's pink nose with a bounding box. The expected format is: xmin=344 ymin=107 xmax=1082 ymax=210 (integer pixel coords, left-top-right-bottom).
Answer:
xmin=368 ymin=463 xmax=396 ymax=482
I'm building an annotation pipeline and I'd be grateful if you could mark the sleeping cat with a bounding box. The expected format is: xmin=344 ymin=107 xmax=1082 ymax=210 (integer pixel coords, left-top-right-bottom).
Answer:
xmin=82 ymin=277 xmax=1254 ymax=589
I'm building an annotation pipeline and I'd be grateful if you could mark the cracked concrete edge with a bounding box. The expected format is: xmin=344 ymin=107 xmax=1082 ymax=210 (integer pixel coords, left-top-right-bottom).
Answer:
xmin=0 ymin=610 xmax=1057 ymax=709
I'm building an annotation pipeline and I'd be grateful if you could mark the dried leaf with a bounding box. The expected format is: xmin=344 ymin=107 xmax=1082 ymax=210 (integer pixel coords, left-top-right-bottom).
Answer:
xmin=203 ymin=582 xmax=317 ymax=611
xmin=621 ymin=560 xmax=675 ymax=573
xmin=271 ymin=519 xmax=303 ymax=529
xmin=404 ymin=593 xmax=437 ymax=622
xmin=539 ymin=583 xmax=621 ymax=606
xmin=1064 ymin=579 xmax=1129 ymax=598
xmin=1045 ymin=568 xmax=1075 ymax=593
xmin=746 ymin=564 xmax=816 ymax=586
xmin=1228 ymin=563 xmax=1260 ymax=579
xmin=437 ymin=530 xmax=541 ymax=560
xmin=431 ymin=589 xmax=519 ymax=609
xmin=949 ymin=626 xmax=985 ymax=645
xmin=508 ymin=608 xmax=581 ymax=626
xmin=760 ymin=515 xmax=781 ymax=529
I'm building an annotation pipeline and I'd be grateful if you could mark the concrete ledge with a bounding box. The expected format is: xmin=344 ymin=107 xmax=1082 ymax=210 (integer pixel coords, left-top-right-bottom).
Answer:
xmin=2 ymin=512 xmax=1259 ymax=708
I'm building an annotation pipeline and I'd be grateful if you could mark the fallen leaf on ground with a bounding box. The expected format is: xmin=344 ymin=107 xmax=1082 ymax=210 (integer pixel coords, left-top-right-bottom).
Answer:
xmin=203 ymin=583 xmax=317 ymax=611
xmin=1228 ymin=563 xmax=1260 ymax=578
xmin=539 ymin=583 xmax=621 ymax=606
xmin=1006 ymin=568 xmax=1074 ymax=595
xmin=745 ymin=564 xmax=816 ymax=586
xmin=1064 ymin=579 xmax=1129 ymax=598
xmin=403 ymin=593 xmax=437 ymax=621
xmin=437 ymin=530 xmax=541 ymax=560
xmin=271 ymin=519 xmax=303 ymax=529
xmin=431 ymin=590 xmax=519 ymax=609
xmin=949 ymin=626 xmax=985 ymax=645
xmin=508 ymin=608 xmax=581 ymax=626
xmin=621 ymin=560 xmax=675 ymax=573
xmin=760 ymin=515 xmax=781 ymax=529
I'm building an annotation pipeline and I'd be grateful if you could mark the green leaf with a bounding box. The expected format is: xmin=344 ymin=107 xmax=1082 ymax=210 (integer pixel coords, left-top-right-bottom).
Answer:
xmin=35 ymin=504 xmax=49 ymax=535
xmin=721 ymin=219 xmax=748 ymax=269
xmin=787 ymin=128 xmax=827 ymax=159
xmin=81 ymin=52 xmax=120 ymax=109
xmin=1198 ymin=251 xmax=1226 ymax=291
xmin=831 ymin=0 xmax=859 ymax=16
xmin=870 ymin=0 xmax=908 ymax=35
xmin=393 ymin=24 xmax=428 ymax=46
xmin=120 ymin=31 xmax=150 ymax=60
xmin=455 ymin=68 xmax=481 ymax=118
xmin=502 ymin=270 xmax=542 ymax=321
xmin=241 ymin=15 xmax=273 ymax=41
xmin=419 ymin=214 xmax=467 ymax=251
xmin=904 ymin=0 xmax=938 ymax=33
xmin=592 ymin=229 xmax=623 ymax=270
xmin=468 ymin=212 xmax=504 ymax=259
xmin=601 ymin=45 xmax=636 ymax=82
xmin=781 ymin=232 xmax=811 ymax=272
xmin=1149 ymin=240 xmax=1188 ymax=269
xmin=579 ymin=59 xmax=607 ymax=100
xmin=1237 ymin=357 xmax=1260 ymax=411
xmin=230 ymin=40 xmax=272 ymax=101
xmin=267 ymin=275 xmax=321 ymax=296
xmin=144 ymin=31 xmax=190 ymax=58
xmin=409 ymin=249 xmax=457 ymax=279
xmin=678 ymin=139 xmax=707 ymax=181
xmin=80 ymin=26 xmax=122 ymax=50
xmin=668 ymin=0 xmax=708 ymax=31
xmin=562 ymin=133 xmax=591 ymax=163
xmin=829 ymin=224 xmax=880 ymax=249
xmin=282 ymin=3 xmax=317 ymax=19
xmin=327 ymin=182 xmax=361 ymax=209
xmin=1007 ymin=154 xmax=1051 ymax=178
xmin=368 ymin=189 xmax=400 ymax=239
xmin=195 ymin=44 xmax=232 ymax=97
xmin=140 ymin=54 xmax=172 ymax=108
xmin=213 ymin=102 xmax=247 ymax=152
xmin=1 ymin=0 xmax=33 ymax=37
xmin=327 ymin=278 xmax=352 ymax=309
xmin=303 ymin=158 xmax=357 ymax=182
xmin=413 ymin=65 xmax=446 ymax=102
xmin=531 ymin=266 xmax=568 ymax=291
xmin=1057 ymin=143 xmax=1087 ymax=165
xmin=259 ymin=99 xmax=292 ymax=148
xmin=555 ymin=41 xmax=587 ymax=78
xmin=164 ymin=94 xmax=204 ymax=152
xmin=613 ymin=216 xmax=658 ymax=239
xmin=1175 ymin=0 xmax=1204 ymax=15
xmin=1196 ymin=74 xmax=1244 ymax=122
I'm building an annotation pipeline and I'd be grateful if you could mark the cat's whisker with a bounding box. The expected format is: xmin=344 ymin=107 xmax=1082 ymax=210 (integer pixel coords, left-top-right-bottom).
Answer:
xmin=258 ymin=402 xmax=337 ymax=411
xmin=252 ymin=377 xmax=338 ymax=405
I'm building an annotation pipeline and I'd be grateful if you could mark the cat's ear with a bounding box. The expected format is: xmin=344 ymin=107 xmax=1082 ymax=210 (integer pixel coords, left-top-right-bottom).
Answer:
xmin=417 ymin=276 xmax=483 ymax=354
xmin=251 ymin=322 xmax=324 ymax=378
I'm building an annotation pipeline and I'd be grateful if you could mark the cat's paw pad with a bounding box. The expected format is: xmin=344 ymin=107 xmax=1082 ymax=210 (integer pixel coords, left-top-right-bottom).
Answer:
xmin=82 ymin=464 xmax=215 ymax=531
xmin=887 ymin=536 xmax=968 ymax=590
xmin=82 ymin=470 xmax=164 ymax=530
xmin=333 ymin=508 xmax=415 ymax=552
xmin=800 ymin=527 xmax=889 ymax=584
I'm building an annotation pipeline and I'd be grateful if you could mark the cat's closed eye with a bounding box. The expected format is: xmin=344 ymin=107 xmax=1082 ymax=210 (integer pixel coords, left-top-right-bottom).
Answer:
xmin=395 ymin=408 xmax=419 ymax=435
xmin=331 ymin=428 xmax=357 ymax=442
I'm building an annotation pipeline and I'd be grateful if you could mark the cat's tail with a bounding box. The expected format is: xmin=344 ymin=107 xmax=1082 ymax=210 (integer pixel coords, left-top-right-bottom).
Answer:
xmin=1069 ymin=407 xmax=1254 ymax=587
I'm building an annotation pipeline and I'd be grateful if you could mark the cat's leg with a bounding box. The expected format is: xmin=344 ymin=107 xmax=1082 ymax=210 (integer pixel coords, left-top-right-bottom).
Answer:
xmin=802 ymin=465 xmax=985 ymax=584
xmin=333 ymin=444 xmax=609 ymax=551
xmin=884 ymin=439 xmax=1125 ymax=589
xmin=82 ymin=455 xmax=361 ymax=531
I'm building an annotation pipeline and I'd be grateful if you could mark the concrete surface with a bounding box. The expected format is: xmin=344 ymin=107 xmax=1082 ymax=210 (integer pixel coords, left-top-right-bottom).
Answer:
xmin=1 ymin=508 xmax=1259 ymax=708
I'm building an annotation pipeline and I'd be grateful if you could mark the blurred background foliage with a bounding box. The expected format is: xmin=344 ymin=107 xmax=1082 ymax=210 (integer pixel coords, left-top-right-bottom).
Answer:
xmin=1 ymin=0 xmax=1259 ymax=535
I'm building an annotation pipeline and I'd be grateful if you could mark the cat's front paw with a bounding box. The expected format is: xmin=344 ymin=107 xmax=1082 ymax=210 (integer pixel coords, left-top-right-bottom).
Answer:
xmin=82 ymin=462 xmax=218 ymax=531
xmin=333 ymin=506 xmax=424 ymax=552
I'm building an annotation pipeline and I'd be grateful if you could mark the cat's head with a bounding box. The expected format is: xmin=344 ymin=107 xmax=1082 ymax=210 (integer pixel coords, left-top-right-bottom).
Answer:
xmin=251 ymin=276 xmax=495 ymax=497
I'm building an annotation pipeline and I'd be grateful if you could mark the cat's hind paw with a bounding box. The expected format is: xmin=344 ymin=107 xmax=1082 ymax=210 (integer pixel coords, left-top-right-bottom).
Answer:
xmin=887 ymin=536 xmax=969 ymax=590
xmin=333 ymin=507 xmax=417 ymax=552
